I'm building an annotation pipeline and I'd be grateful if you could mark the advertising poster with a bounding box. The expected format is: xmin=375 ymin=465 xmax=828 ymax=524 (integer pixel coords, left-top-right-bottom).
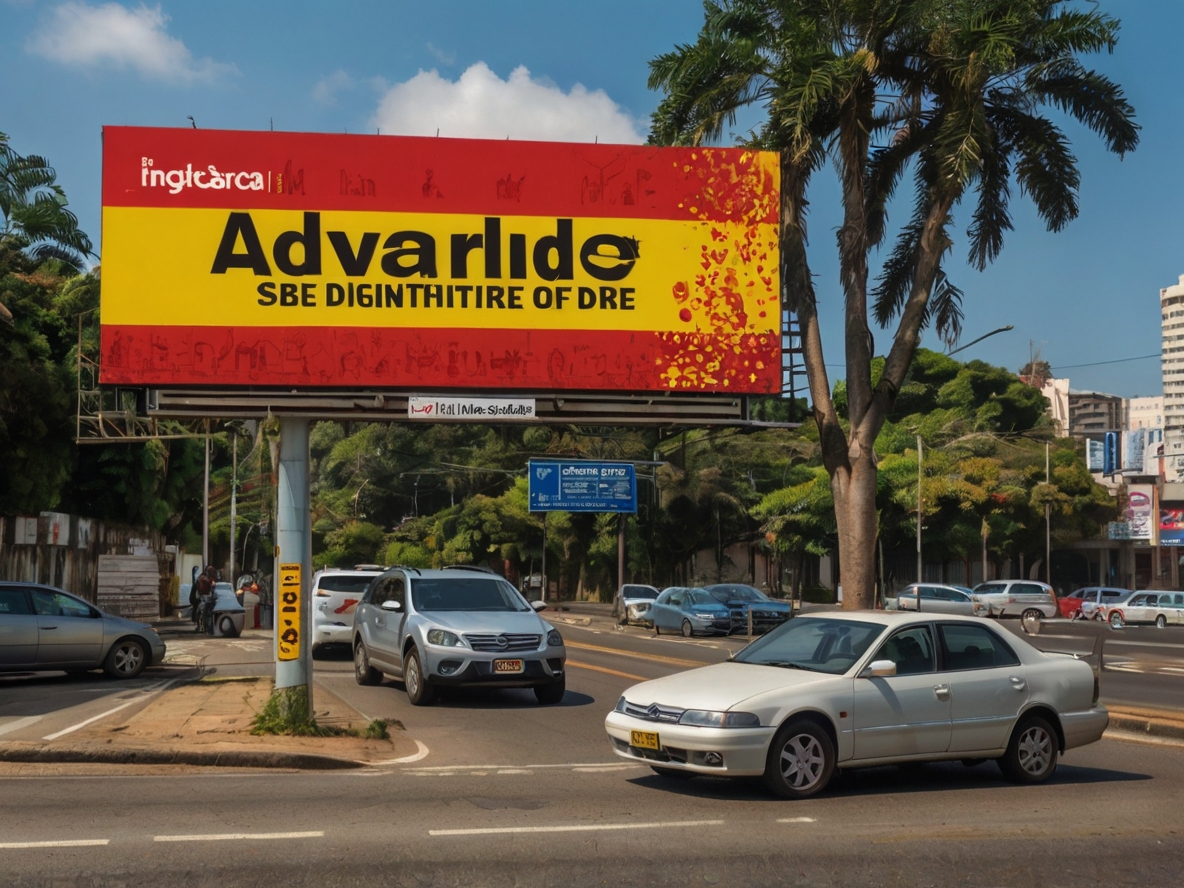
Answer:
xmin=1127 ymin=484 xmax=1155 ymax=541
xmin=1161 ymin=504 xmax=1184 ymax=546
xmin=100 ymin=127 xmax=781 ymax=393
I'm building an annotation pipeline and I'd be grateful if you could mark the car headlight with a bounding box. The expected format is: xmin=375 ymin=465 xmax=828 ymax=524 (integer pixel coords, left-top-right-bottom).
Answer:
xmin=693 ymin=612 xmax=717 ymax=620
xmin=547 ymin=629 xmax=563 ymax=647
xmin=678 ymin=710 xmax=761 ymax=728
xmin=614 ymin=696 xmax=628 ymax=713
xmin=426 ymin=628 xmax=463 ymax=647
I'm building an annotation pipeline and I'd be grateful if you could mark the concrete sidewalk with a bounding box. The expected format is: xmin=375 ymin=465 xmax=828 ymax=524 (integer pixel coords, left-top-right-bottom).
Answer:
xmin=0 ymin=674 xmax=419 ymax=770
xmin=1106 ymin=705 xmax=1184 ymax=742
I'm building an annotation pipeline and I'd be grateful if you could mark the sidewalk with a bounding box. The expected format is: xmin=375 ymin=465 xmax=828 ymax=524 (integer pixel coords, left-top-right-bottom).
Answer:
xmin=1106 ymin=705 xmax=1184 ymax=742
xmin=0 ymin=674 xmax=419 ymax=770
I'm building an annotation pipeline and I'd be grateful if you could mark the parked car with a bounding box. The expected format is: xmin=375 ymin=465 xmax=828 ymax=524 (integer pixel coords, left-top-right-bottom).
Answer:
xmin=0 ymin=582 xmax=167 ymax=679
xmin=311 ymin=566 xmax=385 ymax=656
xmin=971 ymin=580 xmax=1058 ymax=619
xmin=1060 ymin=586 xmax=1133 ymax=620
xmin=604 ymin=611 xmax=1106 ymax=798
xmin=704 ymin=584 xmax=792 ymax=634
xmin=650 ymin=587 xmax=732 ymax=637
xmin=351 ymin=566 xmax=566 ymax=705
xmin=1100 ymin=590 xmax=1184 ymax=628
xmin=894 ymin=584 xmax=987 ymax=616
xmin=613 ymin=584 xmax=661 ymax=626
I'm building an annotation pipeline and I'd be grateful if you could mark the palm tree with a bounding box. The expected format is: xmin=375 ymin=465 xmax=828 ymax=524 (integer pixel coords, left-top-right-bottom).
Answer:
xmin=0 ymin=131 xmax=94 ymax=272
xmin=649 ymin=0 xmax=1137 ymax=607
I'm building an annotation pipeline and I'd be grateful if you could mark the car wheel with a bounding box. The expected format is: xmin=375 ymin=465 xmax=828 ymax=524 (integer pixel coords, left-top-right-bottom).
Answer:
xmin=650 ymin=766 xmax=693 ymax=780
xmin=763 ymin=719 xmax=835 ymax=799
xmin=403 ymin=648 xmax=435 ymax=706
xmin=1156 ymin=614 xmax=1167 ymax=629
xmin=534 ymin=676 xmax=565 ymax=705
xmin=1021 ymin=608 xmax=1042 ymax=623
xmin=353 ymin=641 xmax=382 ymax=686
xmin=1109 ymin=610 xmax=1125 ymax=629
xmin=217 ymin=615 xmax=240 ymax=638
xmin=999 ymin=714 xmax=1058 ymax=784
xmin=681 ymin=619 xmax=694 ymax=638
xmin=103 ymin=638 xmax=148 ymax=679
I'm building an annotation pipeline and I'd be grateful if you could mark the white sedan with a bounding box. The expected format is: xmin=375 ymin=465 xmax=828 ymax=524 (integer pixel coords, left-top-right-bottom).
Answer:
xmin=604 ymin=612 xmax=1106 ymax=799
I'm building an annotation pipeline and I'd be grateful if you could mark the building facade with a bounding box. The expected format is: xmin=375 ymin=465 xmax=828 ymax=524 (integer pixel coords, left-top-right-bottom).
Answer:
xmin=1162 ymin=275 xmax=1184 ymax=481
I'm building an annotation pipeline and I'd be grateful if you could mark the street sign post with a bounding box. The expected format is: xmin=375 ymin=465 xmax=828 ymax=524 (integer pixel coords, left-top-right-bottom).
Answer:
xmin=528 ymin=460 xmax=638 ymax=514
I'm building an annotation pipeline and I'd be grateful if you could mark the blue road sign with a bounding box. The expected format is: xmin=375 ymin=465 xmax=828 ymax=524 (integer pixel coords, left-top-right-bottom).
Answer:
xmin=528 ymin=460 xmax=637 ymax=513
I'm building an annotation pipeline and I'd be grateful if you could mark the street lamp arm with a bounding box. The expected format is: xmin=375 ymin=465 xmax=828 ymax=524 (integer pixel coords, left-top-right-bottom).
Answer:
xmin=947 ymin=325 xmax=1014 ymax=357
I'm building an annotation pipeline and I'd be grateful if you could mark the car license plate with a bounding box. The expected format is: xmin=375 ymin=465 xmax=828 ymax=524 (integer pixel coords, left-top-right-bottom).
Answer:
xmin=630 ymin=730 xmax=660 ymax=751
xmin=493 ymin=659 xmax=524 ymax=674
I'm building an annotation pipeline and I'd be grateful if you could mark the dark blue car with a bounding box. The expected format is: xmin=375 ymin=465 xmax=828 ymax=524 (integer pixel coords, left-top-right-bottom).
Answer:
xmin=704 ymin=584 xmax=792 ymax=634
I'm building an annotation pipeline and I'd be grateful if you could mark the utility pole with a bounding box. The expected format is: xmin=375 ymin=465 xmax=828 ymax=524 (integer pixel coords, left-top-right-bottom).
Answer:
xmin=229 ymin=433 xmax=237 ymax=584
xmin=618 ymin=514 xmax=626 ymax=596
xmin=202 ymin=434 xmax=210 ymax=568
xmin=1045 ymin=440 xmax=1052 ymax=586
xmin=916 ymin=435 xmax=923 ymax=608
xmin=275 ymin=417 xmax=313 ymax=723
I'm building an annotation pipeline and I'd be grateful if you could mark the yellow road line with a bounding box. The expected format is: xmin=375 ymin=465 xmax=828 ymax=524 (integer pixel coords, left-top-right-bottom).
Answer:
xmin=566 ymin=660 xmax=648 ymax=681
xmin=565 ymin=640 xmax=706 ymax=669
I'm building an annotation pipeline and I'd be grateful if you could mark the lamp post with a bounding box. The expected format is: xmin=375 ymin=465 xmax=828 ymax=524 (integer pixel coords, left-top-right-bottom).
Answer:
xmin=947 ymin=325 xmax=1014 ymax=357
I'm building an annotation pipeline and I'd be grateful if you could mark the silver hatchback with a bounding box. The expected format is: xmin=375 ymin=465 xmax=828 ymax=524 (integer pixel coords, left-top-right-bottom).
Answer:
xmin=971 ymin=580 xmax=1058 ymax=619
xmin=351 ymin=567 xmax=566 ymax=706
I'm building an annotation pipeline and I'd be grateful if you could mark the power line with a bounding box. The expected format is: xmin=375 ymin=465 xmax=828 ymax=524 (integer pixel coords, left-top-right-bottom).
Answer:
xmin=1050 ymin=353 xmax=1161 ymax=370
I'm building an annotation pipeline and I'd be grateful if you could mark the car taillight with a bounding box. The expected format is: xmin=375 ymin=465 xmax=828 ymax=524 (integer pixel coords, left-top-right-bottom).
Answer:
xmin=315 ymin=589 xmax=332 ymax=597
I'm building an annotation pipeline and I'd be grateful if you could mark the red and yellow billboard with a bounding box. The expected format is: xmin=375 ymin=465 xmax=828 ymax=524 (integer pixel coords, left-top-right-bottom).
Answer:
xmin=100 ymin=127 xmax=780 ymax=392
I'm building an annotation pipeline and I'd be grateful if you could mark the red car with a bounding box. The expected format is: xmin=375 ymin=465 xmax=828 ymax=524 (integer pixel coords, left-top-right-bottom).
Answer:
xmin=1058 ymin=587 xmax=1134 ymax=620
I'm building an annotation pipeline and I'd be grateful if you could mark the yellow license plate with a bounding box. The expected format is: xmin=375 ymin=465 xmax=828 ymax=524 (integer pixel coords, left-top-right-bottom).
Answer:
xmin=630 ymin=730 xmax=660 ymax=751
xmin=493 ymin=659 xmax=524 ymax=674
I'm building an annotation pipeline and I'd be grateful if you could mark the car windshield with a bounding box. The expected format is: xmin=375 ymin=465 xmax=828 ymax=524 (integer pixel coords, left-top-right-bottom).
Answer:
xmin=954 ymin=586 xmax=973 ymax=595
xmin=623 ymin=586 xmax=658 ymax=600
xmin=734 ymin=618 xmax=883 ymax=674
xmin=317 ymin=575 xmax=374 ymax=594
xmin=411 ymin=578 xmax=531 ymax=612
xmin=708 ymin=586 xmax=765 ymax=602
xmin=688 ymin=590 xmax=718 ymax=606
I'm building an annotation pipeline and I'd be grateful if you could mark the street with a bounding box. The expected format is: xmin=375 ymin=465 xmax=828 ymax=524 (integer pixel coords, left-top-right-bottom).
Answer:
xmin=2 ymin=611 xmax=1184 ymax=885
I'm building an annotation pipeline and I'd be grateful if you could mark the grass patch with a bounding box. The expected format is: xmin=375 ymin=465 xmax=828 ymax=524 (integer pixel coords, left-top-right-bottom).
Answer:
xmin=250 ymin=687 xmax=396 ymax=741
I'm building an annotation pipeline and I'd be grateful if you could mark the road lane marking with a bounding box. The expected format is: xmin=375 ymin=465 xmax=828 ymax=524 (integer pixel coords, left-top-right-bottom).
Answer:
xmin=0 ymin=839 xmax=109 ymax=849
xmin=371 ymin=739 xmax=431 ymax=766
xmin=429 ymin=819 xmax=723 ymax=837
xmin=564 ymin=641 xmax=705 ymax=668
xmin=154 ymin=831 xmax=324 ymax=842
xmin=777 ymin=817 xmax=817 ymax=823
xmin=566 ymin=660 xmax=647 ymax=681
xmin=405 ymin=762 xmax=634 ymax=772
xmin=42 ymin=679 xmax=178 ymax=741
xmin=0 ymin=716 xmax=42 ymax=737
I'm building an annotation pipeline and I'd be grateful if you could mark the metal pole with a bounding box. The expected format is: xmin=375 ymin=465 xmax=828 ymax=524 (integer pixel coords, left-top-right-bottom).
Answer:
xmin=541 ymin=511 xmax=547 ymax=603
xmin=916 ymin=435 xmax=923 ymax=608
xmin=617 ymin=514 xmax=626 ymax=596
xmin=275 ymin=417 xmax=312 ymax=712
xmin=1045 ymin=440 xmax=1052 ymax=586
xmin=202 ymin=433 xmax=210 ymax=568
xmin=230 ymin=434 xmax=237 ymax=585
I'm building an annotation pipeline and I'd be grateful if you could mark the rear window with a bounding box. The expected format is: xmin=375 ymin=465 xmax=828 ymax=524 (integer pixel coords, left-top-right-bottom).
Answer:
xmin=315 ymin=574 xmax=376 ymax=594
xmin=974 ymin=583 xmax=1008 ymax=595
xmin=622 ymin=585 xmax=658 ymax=600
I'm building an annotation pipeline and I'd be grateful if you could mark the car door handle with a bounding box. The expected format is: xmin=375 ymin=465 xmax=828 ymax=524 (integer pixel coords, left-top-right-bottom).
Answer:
xmin=933 ymin=684 xmax=950 ymax=700
xmin=375 ymin=617 xmax=385 ymax=627
xmin=1009 ymin=676 xmax=1026 ymax=691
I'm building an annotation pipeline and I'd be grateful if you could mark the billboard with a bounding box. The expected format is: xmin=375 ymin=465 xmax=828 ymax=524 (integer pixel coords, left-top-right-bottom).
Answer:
xmin=528 ymin=460 xmax=637 ymax=513
xmin=1160 ymin=504 xmax=1184 ymax=546
xmin=1126 ymin=484 xmax=1155 ymax=541
xmin=100 ymin=127 xmax=780 ymax=393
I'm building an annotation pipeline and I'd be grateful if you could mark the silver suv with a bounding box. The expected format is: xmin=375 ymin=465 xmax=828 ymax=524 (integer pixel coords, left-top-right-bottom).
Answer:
xmin=351 ymin=566 xmax=566 ymax=706
xmin=971 ymin=580 xmax=1058 ymax=619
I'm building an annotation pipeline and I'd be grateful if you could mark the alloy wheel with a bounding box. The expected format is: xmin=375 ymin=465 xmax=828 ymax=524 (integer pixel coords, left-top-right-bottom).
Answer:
xmin=1016 ymin=724 xmax=1053 ymax=776
xmin=779 ymin=733 xmax=826 ymax=791
xmin=112 ymin=642 xmax=144 ymax=676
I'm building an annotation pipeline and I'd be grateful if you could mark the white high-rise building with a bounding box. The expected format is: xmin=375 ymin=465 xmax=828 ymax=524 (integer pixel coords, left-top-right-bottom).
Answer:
xmin=1160 ymin=275 xmax=1184 ymax=480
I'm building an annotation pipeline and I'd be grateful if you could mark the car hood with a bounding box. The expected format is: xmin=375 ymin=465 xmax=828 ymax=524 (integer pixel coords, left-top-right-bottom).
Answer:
xmin=418 ymin=610 xmax=550 ymax=635
xmin=622 ymin=661 xmax=836 ymax=711
xmin=723 ymin=599 xmax=791 ymax=611
xmin=102 ymin=613 xmax=154 ymax=633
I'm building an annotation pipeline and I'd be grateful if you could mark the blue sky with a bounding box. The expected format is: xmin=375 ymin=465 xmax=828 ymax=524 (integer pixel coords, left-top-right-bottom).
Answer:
xmin=2 ymin=0 xmax=1180 ymax=397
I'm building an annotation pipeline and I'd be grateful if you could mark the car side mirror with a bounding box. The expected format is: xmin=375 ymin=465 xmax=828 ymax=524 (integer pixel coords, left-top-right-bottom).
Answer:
xmin=861 ymin=659 xmax=897 ymax=678
xmin=531 ymin=600 xmax=547 ymax=612
xmin=380 ymin=600 xmax=402 ymax=612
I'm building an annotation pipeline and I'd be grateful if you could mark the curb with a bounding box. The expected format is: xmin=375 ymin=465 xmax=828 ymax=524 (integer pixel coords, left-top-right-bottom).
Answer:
xmin=0 ymin=743 xmax=363 ymax=770
xmin=1106 ymin=708 xmax=1184 ymax=742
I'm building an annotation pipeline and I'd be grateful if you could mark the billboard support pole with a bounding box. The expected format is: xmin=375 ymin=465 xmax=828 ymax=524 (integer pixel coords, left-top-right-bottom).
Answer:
xmin=541 ymin=512 xmax=547 ymax=604
xmin=618 ymin=515 xmax=626 ymax=596
xmin=274 ymin=416 xmax=313 ymax=724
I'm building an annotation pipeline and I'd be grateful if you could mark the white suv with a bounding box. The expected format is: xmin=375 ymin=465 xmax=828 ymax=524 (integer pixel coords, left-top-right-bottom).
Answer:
xmin=311 ymin=567 xmax=384 ymax=656
xmin=971 ymin=580 xmax=1058 ymax=620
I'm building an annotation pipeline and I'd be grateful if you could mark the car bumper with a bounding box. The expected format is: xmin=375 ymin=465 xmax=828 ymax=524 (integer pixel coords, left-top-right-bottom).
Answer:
xmin=604 ymin=711 xmax=773 ymax=775
xmin=625 ymin=604 xmax=653 ymax=623
xmin=422 ymin=646 xmax=566 ymax=689
xmin=149 ymin=638 xmax=167 ymax=665
xmin=1061 ymin=707 xmax=1109 ymax=751
xmin=312 ymin=622 xmax=353 ymax=649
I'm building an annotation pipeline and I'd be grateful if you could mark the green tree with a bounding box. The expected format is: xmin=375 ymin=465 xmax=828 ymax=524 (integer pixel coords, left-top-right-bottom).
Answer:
xmin=649 ymin=0 xmax=1137 ymax=607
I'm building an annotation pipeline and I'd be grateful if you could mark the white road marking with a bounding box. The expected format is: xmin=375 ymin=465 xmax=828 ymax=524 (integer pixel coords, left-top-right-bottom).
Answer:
xmin=430 ymin=820 xmax=723 ymax=837
xmin=370 ymin=739 xmax=430 ymax=765
xmin=154 ymin=831 xmax=324 ymax=842
xmin=41 ymin=679 xmax=178 ymax=741
xmin=0 ymin=839 xmax=109 ymax=849
xmin=404 ymin=762 xmax=637 ymax=772
xmin=496 ymin=769 xmax=530 ymax=775
xmin=0 ymin=716 xmax=42 ymax=737
xmin=777 ymin=817 xmax=817 ymax=823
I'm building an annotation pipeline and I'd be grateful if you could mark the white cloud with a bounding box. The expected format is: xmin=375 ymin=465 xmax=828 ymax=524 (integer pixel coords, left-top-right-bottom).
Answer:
xmin=370 ymin=62 xmax=643 ymax=144
xmin=426 ymin=42 xmax=455 ymax=66
xmin=312 ymin=70 xmax=355 ymax=106
xmin=27 ymin=2 xmax=237 ymax=84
